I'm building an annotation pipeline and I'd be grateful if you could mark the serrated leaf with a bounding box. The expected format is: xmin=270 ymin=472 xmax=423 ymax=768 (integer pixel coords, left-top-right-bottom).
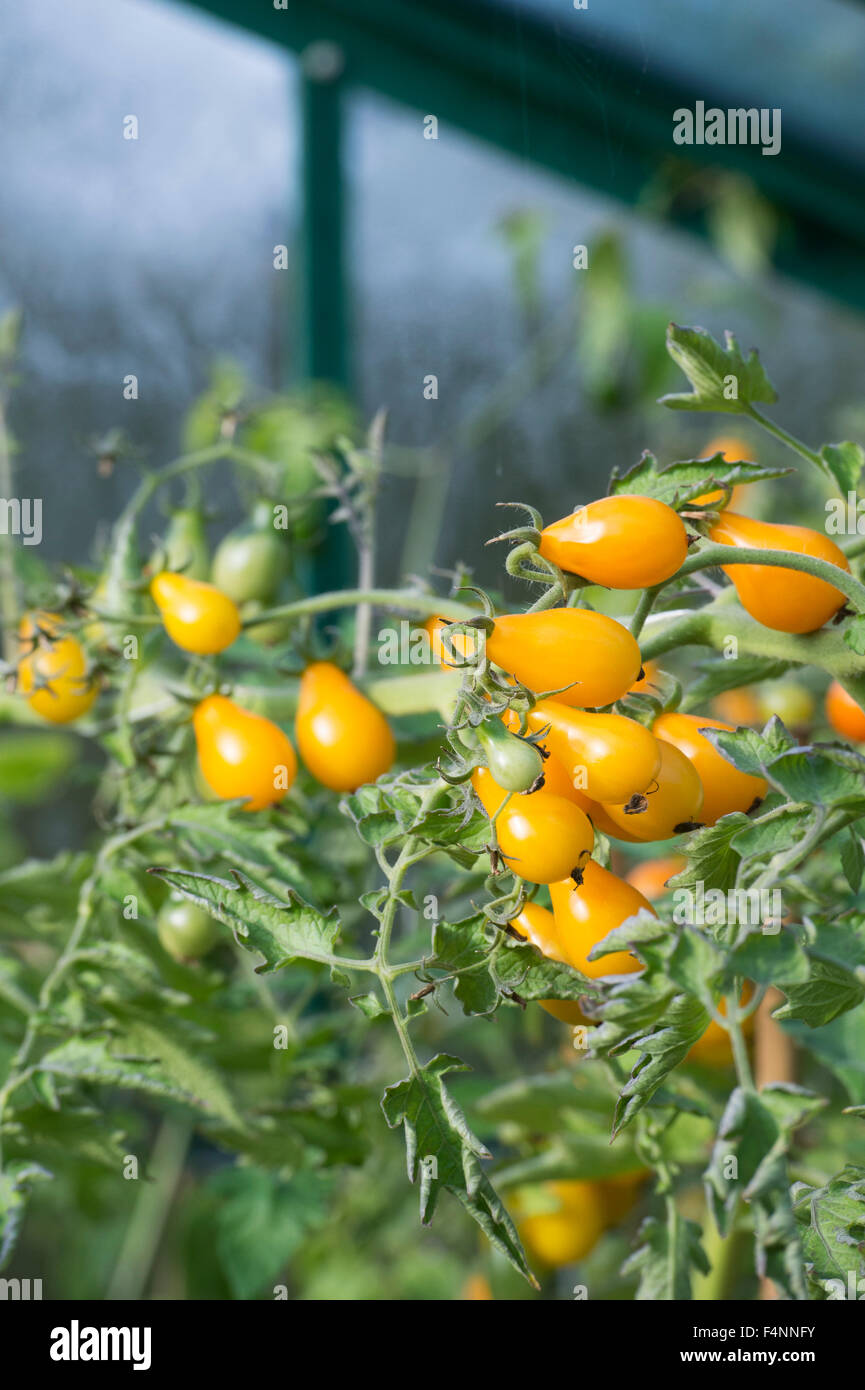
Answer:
xmin=431 ymin=914 xmax=597 ymax=1017
xmin=210 ymin=1167 xmax=333 ymax=1300
xmin=622 ymin=1212 xmax=709 ymax=1300
xmin=0 ymin=1161 xmax=52 ymax=1270
xmin=381 ymin=1053 xmax=535 ymax=1285
xmin=667 ymin=815 xmax=746 ymax=893
xmin=37 ymin=1029 xmax=241 ymax=1125
xmin=765 ymin=744 xmax=865 ymax=812
xmin=609 ymin=449 xmax=791 ymax=507
xmin=349 ymin=992 xmax=390 ymax=1019
xmin=704 ymin=1084 xmax=822 ymax=1299
xmin=149 ymin=868 xmax=342 ymax=975
xmin=841 ymin=828 xmax=865 ymax=893
xmin=700 ymin=718 xmax=795 ymax=778
xmin=2 ymin=1105 xmax=127 ymax=1172
xmin=659 ymin=323 xmax=778 ymax=414
xmin=820 ymin=442 xmax=864 ymax=494
xmin=794 ymin=1166 xmax=865 ymax=1299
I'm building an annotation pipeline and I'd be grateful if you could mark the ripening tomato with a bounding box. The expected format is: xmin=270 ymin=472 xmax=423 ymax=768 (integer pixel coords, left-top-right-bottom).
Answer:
xmin=538 ymin=495 xmax=689 ymax=590
xmin=461 ymin=1274 xmax=494 ymax=1301
xmin=472 ymin=767 xmax=594 ymax=885
xmin=193 ymin=694 xmax=297 ymax=811
xmin=510 ymin=901 xmax=585 ymax=1024
xmin=17 ymin=612 xmax=99 ymax=724
xmin=652 ymin=712 xmax=767 ymax=826
xmin=599 ymin=738 xmax=704 ymax=842
xmin=624 ymin=855 xmax=686 ymax=900
xmin=711 ymin=686 xmax=761 ymax=727
xmin=476 ymin=719 xmax=543 ymax=792
xmin=535 ymin=749 xmax=593 ymax=811
xmin=157 ymin=893 xmax=220 ymax=962
xmin=550 ymin=860 xmax=654 ymax=978
xmin=485 ymin=608 xmax=642 ymax=707
xmin=424 ymin=615 xmax=478 ymax=667
xmin=708 ymin=512 xmax=850 ymax=634
xmin=513 ymin=1180 xmax=606 ymax=1268
xmin=150 ymin=571 xmax=241 ymax=654
xmin=519 ymin=700 xmax=661 ymax=805
xmin=296 ymin=662 xmax=395 ymax=792
xmin=691 ymin=435 xmax=756 ymax=508
xmin=756 ymin=680 xmax=815 ymax=731
xmin=825 ymin=680 xmax=865 ymax=742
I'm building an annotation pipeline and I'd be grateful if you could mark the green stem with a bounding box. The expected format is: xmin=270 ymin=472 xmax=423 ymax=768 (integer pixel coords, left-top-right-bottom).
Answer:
xmin=678 ymin=541 xmax=865 ymax=614
xmin=105 ymin=1113 xmax=193 ymax=1300
xmin=745 ymin=405 xmax=825 ymax=477
xmin=245 ymin=588 xmax=477 ymax=628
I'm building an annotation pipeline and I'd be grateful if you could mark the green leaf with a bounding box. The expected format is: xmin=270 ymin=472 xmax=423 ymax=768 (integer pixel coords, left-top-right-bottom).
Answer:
xmin=609 ymin=450 xmax=791 ymax=507
xmin=699 ymin=718 xmax=795 ymax=779
xmin=794 ymin=1166 xmax=865 ymax=1299
xmin=381 ymin=1053 xmax=535 ymax=1285
xmin=843 ymin=616 xmax=865 ymax=656
xmin=659 ymin=323 xmax=778 ymax=414
xmin=773 ymin=920 xmax=865 ymax=1028
xmin=210 ymin=1167 xmax=333 ymax=1300
xmin=169 ymin=803 xmax=322 ymax=900
xmin=0 ymin=1161 xmax=52 ymax=1270
xmin=0 ymin=732 xmax=77 ymax=803
xmin=430 ymin=914 xmax=598 ymax=1017
xmin=841 ymin=829 xmax=865 ymax=893
xmin=820 ymin=442 xmax=864 ymax=495
xmin=2 ymin=1105 xmax=127 ymax=1172
xmin=765 ymin=745 xmax=865 ymax=812
xmin=681 ymin=656 xmax=792 ymax=711
xmin=667 ymin=816 xmax=746 ymax=893
xmin=349 ymin=992 xmax=390 ymax=1020
xmin=622 ymin=1212 xmax=709 ymax=1300
xmin=704 ymin=1085 xmax=823 ymax=1299
xmin=148 ymin=868 xmax=343 ymax=975
xmin=724 ymin=927 xmax=809 ymax=987
xmin=36 ymin=1029 xmax=241 ymax=1125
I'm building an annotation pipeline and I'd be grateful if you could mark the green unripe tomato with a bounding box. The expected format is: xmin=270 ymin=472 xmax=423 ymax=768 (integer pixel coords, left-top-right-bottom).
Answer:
xmin=211 ymin=501 xmax=288 ymax=604
xmin=154 ymin=508 xmax=210 ymax=581
xmin=476 ymin=719 xmax=543 ymax=792
xmin=756 ymin=680 xmax=815 ymax=731
xmin=156 ymin=893 xmax=220 ymax=962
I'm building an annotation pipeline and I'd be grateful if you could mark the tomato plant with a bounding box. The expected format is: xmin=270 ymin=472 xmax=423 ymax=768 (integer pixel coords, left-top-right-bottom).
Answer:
xmin=2 ymin=321 xmax=865 ymax=1303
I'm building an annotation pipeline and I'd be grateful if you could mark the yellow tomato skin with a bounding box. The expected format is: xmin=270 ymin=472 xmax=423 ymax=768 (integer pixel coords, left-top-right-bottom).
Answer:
xmin=150 ymin=571 xmax=241 ymax=654
xmin=515 ymin=1180 xmax=606 ymax=1267
xmin=825 ymin=680 xmax=865 ymax=743
xmin=624 ymin=855 xmax=686 ymax=900
xmin=708 ymin=512 xmax=849 ymax=634
xmin=600 ymin=739 xmax=704 ymax=842
xmin=296 ymin=662 xmax=395 ymax=792
xmin=510 ymin=901 xmax=584 ymax=1024
xmin=484 ymin=608 xmax=642 ymax=707
xmin=520 ymin=700 xmax=661 ymax=805
xmin=193 ymin=695 xmax=297 ymax=812
xmin=461 ymin=1274 xmax=493 ymax=1300
xmin=423 ymin=615 xmax=477 ymax=667
xmin=630 ymin=659 xmax=659 ymax=694
xmin=652 ymin=711 xmax=767 ymax=826
xmin=473 ymin=767 xmax=594 ymax=885
xmin=585 ymin=799 xmax=643 ymax=843
xmin=17 ymin=612 xmax=98 ymax=723
xmin=536 ymin=750 xmax=593 ymax=812
xmin=550 ymin=860 xmax=653 ymax=979
xmin=538 ymin=495 xmax=689 ymax=590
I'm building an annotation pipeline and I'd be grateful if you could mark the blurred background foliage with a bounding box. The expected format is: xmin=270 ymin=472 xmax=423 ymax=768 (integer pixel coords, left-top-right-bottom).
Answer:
xmin=3 ymin=0 xmax=865 ymax=1300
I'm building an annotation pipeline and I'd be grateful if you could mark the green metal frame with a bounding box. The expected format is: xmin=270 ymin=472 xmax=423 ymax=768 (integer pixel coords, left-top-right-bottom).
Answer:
xmin=184 ymin=0 xmax=865 ymax=386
